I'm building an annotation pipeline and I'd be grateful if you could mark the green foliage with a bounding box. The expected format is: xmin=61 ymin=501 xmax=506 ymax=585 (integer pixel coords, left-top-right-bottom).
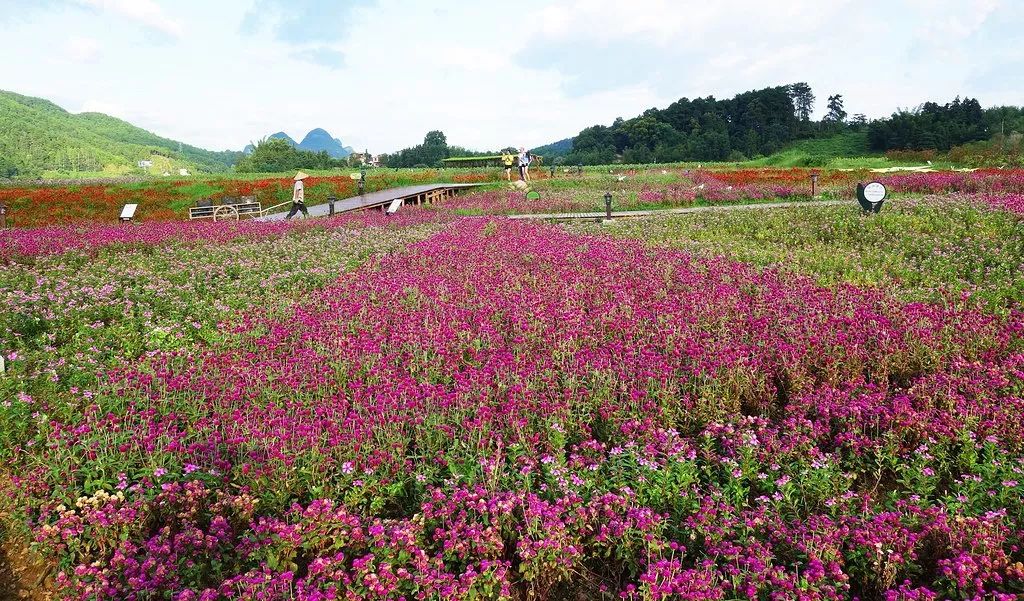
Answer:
xmin=385 ymin=130 xmax=457 ymax=168
xmin=868 ymin=97 xmax=988 ymax=152
xmin=948 ymin=132 xmax=1024 ymax=168
xmin=567 ymin=85 xmax=803 ymax=165
xmin=234 ymin=137 xmax=346 ymax=173
xmin=745 ymin=132 xmax=874 ymax=167
xmin=788 ymin=82 xmax=815 ymax=122
xmin=530 ymin=138 xmax=573 ymax=159
xmin=0 ymin=90 xmax=240 ymax=177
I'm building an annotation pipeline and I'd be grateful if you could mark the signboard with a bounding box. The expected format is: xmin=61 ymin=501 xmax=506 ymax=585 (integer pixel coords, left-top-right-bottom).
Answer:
xmin=856 ymin=182 xmax=887 ymax=214
xmin=120 ymin=204 xmax=138 ymax=221
xmin=864 ymin=182 xmax=886 ymax=203
xmin=386 ymin=198 xmax=403 ymax=215
xmin=526 ymin=191 xmax=541 ymax=201
xmin=350 ymin=173 xmax=362 ymax=180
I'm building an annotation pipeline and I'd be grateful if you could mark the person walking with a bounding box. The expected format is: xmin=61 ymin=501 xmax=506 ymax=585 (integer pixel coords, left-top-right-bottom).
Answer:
xmin=518 ymin=147 xmax=532 ymax=182
xmin=501 ymin=151 xmax=515 ymax=181
xmin=286 ymin=171 xmax=310 ymax=219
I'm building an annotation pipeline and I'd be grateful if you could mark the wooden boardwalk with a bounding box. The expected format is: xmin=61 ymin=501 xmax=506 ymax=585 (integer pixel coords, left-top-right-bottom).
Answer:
xmin=259 ymin=183 xmax=483 ymax=221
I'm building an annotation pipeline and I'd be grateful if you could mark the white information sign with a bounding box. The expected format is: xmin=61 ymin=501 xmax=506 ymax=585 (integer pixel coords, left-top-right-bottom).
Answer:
xmin=386 ymin=198 xmax=403 ymax=215
xmin=120 ymin=204 xmax=139 ymax=220
xmin=864 ymin=182 xmax=886 ymax=204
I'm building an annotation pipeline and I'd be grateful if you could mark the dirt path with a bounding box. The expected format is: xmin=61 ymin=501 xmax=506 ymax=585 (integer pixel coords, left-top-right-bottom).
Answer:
xmin=506 ymin=199 xmax=849 ymax=221
xmin=1 ymin=481 xmax=53 ymax=600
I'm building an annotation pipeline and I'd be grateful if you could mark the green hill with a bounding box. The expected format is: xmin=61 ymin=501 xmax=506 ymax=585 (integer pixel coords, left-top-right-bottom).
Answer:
xmin=0 ymin=90 xmax=241 ymax=178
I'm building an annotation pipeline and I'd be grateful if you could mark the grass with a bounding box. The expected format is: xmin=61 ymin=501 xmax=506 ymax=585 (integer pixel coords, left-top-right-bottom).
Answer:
xmin=735 ymin=132 xmax=957 ymax=170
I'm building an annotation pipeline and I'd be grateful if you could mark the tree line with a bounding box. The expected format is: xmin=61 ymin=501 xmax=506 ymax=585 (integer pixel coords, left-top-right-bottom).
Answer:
xmin=235 ymin=138 xmax=376 ymax=173
xmin=381 ymin=130 xmax=499 ymax=168
xmin=561 ymin=83 xmax=1024 ymax=165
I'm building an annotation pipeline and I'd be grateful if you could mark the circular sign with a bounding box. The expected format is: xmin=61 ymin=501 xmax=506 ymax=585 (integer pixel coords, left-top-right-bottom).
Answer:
xmin=526 ymin=191 xmax=541 ymax=201
xmin=864 ymin=182 xmax=886 ymax=204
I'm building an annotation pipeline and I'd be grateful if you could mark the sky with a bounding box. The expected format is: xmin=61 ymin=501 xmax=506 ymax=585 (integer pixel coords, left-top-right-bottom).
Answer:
xmin=0 ymin=0 xmax=1020 ymax=153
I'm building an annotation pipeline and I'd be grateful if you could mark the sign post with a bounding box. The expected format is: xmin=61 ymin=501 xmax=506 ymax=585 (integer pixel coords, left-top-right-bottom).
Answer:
xmin=856 ymin=182 xmax=887 ymax=213
xmin=0 ymin=203 xmax=7 ymax=228
xmin=120 ymin=204 xmax=138 ymax=222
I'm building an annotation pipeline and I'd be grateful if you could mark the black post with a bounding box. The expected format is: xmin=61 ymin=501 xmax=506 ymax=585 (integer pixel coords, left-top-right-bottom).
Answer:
xmin=359 ymin=169 xmax=366 ymax=195
xmin=577 ymin=163 xmax=583 ymax=176
xmin=327 ymin=195 xmax=337 ymax=216
xmin=550 ymin=165 xmax=555 ymax=178
xmin=0 ymin=203 xmax=7 ymax=229
xmin=604 ymin=191 xmax=612 ymax=220
xmin=811 ymin=173 xmax=819 ymax=198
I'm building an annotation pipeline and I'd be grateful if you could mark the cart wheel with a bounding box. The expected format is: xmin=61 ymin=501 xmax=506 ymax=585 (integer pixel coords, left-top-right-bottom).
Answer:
xmin=213 ymin=205 xmax=239 ymax=222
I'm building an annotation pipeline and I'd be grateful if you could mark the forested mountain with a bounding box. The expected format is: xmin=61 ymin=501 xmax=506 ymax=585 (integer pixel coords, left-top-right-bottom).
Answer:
xmin=268 ymin=132 xmax=299 ymax=146
xmin=568 ymin=85 xmax=804 ymax=164
xmin=298 ymin=128 xmax=353 ymax=158
xmin=0 ymin=90 xmax=240 ymax=177
xmin=867 ymin=98 xmax=989 ymax=151
xmin=245 ymin=129 xmax=354 ymax=158
xmin=530 ymin=137 xmax=573 ymax=159
xmin=565 ymin=84 xmax=1024 ymax=165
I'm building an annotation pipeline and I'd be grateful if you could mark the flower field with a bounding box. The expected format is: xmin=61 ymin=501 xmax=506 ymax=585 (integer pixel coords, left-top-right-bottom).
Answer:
xmin=2 ymin=176 xmax=1024 ymax=600
xmin=0 ymin=170 xmax=495 ymax=227
xmin=4 ymin=167 xmax=1024 ymax=227
xmin=442 ymin=169 xmax=1024 ymax=217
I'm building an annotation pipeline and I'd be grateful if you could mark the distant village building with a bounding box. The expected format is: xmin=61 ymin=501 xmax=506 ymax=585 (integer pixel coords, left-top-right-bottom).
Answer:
xmin=350 ymin=153 xmax=381 ymax=167
xmin=178 ymin=168 xmax=190 ymax=176
xmin=138 ymin=160 xmax=153 ymax=168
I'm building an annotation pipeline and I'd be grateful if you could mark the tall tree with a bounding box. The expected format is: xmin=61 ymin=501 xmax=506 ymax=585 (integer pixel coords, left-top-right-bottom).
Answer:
xmin=424 ymin=130 xmax=447 ymax=149
xmin=825 ymin=94 xmax=848 ymax=125
xmin=787 ymin=83 xmax=815 ymax=122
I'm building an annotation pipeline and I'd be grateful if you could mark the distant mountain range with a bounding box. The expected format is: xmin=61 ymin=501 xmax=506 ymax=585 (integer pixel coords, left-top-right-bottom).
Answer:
xmin=531 ymin=137 xmax=573 ymax=158
xmin=245 ymin=128 xmax=354 ymax=158
xmin=0 ymin=90 xmax=241 ymax=177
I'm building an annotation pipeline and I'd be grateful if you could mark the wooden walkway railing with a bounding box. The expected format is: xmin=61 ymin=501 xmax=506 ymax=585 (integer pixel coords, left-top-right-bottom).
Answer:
xmin=257 ymin=183 xmax=483 ymax=221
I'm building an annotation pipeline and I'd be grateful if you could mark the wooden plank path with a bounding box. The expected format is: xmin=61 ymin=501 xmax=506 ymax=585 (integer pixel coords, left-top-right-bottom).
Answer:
xmin=506 ymin=199 xmax=849 ymax=221
xmin=258 ymin=183 xmax=483 ymax=221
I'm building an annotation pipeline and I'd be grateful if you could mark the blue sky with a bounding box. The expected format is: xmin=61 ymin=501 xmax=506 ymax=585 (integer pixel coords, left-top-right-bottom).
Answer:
xmin=1 ymin=0 xmax=1020 ymax=153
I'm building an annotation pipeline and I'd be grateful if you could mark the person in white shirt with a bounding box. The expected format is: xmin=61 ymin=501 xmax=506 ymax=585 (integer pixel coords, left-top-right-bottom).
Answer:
xmin=518 ymin=148 xmax=532 ymax=182
xmin=286 ymin=172 xmax=310 ymax=219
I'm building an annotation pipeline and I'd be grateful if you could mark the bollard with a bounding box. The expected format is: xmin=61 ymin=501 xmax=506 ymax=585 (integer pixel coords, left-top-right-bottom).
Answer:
xmin=604 ymin=191 xmax=612 ymax=220
xmin=359 ymin=169 xmax=367 ymax=195
xmin=810 ymin=172 xmax=819 ymax=198
xmin=328 ymin=195 xmax=337 ymax=216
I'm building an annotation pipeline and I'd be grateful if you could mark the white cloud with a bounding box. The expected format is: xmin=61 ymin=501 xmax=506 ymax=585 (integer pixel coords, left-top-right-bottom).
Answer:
xmin=73 ymin=0 xmax=183 ymax=38
xmin=0 ymin=0 xmax=1019 ymax=153
xmin=65 ymin=36 xmax=101 ymax=62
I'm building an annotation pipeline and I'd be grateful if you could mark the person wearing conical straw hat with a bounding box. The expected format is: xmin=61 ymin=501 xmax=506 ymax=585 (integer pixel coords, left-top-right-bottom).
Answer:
xmin=286 ymin=171 xmax=310 ymax=219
